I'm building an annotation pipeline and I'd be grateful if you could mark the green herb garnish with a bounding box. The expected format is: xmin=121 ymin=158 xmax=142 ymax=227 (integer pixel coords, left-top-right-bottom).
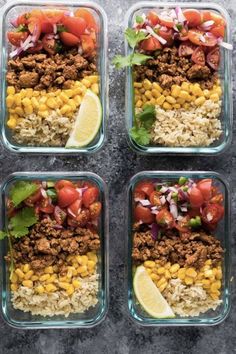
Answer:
xmin=135 ymin=15 xmax=144 ymax=24
xmin=47 ymin=188 xmax=57 ymax=201
xmin=9 ymin=181 xmax=38 ymax=207
xmin=57 ymin=25 xmax=67 ymax=33
xmin=130 ymin=126 xmax=151 ymax=145
xmin=16 ymin=24 xmax=28 ymax=32
xmin=130 ymin=104 xmax=156 ymax=146
xmin=125 ymin=28 xmax=147 ymax=49
xmin=9 ymin=207 xmax=38 ymax=238
xmin=178 ymin=177 xmax=188 ymax=186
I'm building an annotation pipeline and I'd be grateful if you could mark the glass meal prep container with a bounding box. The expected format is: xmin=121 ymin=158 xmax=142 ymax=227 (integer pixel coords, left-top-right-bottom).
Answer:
xmin=0 ymin=172 xmax=108 ymax=329
xmin=125 ymin=2 xmax=233 ymax=155
xmin=0 ymin=0 xmax=108 ymax=154
xmin=126 ymin=171 xmax=231 ymax=325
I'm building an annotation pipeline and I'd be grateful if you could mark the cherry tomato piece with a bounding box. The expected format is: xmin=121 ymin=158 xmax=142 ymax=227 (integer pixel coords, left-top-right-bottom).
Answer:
xmin=158 ymin=15 xmax=174 ymax=28
xmin=140 ymin=37 xmax=162 ymax=51
xmin=134 ymin=204 xmax=155 ymax=224
xmin=17 ymin=13 xmax=30 ymax=26
xmin=60 ymin=32 xmax=80 ymax=46
xmin=201 ymin=204 xmax=224 ymax=224
xmin=55 ymin=180 xmax=75 ymax=191
xmin=206 ymin=47 xmax=220 ymax=70
xmin=68 ymin=198 xmax=82 ymax=217
xmin=54 ymin=206 xmax=67 ymax=224
xmin=178 ymin=41 xmax=196 ymax=56
xmin=89 ymin=201 xmax=102 ymax=219
xmin=24 ymin=188 xmax=42 ymax=206
xmin=183 ymin=9 xmax=202 ymax=28
xmin=191 ymin=46 xmax=205 ymax=66
xmin=62 ymin=16 xmax=87 ymax=38
xmin=28 ymin=19 xmax=41 ymax=42
xmin=43 ymin=10 xmax=64 ymax=24
xmin=147 ymin=11 xmax=160 ymax=26
xmin=82 ymin=187 xmax=99 ymax=207
xmin=196 ymin=179 xmax=212 ymax=201
xmin=27 ymin=41 xmax=43 ymax=53
xmin=75 ymin=8 xmax=98 ymax=31
xmin=188 ymin=30 xmax=217 ymax=47
xmin=158 ymin=28 xmax=174 ymax=46
xmin=134 ymin=190 xmax=146 ymax=201
xmin=189 ymin=187 xmax=204 ymax=208
xmin=42 ymin=34 xmax=57 ymax=55
xmin=58 ymin=186 xmax=80 ymax=208
xmin=178 ymin=28 xmax=189 ymax=41
xmin=7 ymin=32 xmax=28 ymax=46
xmin=175 ymin=215 xmax=190 ymax=233
xmin=188 ymin=207 xmax=201 ymax=218
xmin=210 ymin=193 xmax=224 ymax=204
xmin=80 ymin=34 xmax=95 ymax=55
xmin=135 ymin=181 xmax=154 ymax=197
xmin=149 ymin=191 xmax=161 ymax=207
xmin=76 ymin=208 xmax=91 ymax=227
xmin=156 ymin=209 xmax=174 ymax=228
xmin=201 ymin=11 xmax=226 ymax=27
xmin=210 ymin=25 xmax=225 ymax=38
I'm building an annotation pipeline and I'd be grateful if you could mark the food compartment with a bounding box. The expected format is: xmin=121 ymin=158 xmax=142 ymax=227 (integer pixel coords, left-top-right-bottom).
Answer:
xmin=124 ymin=3 xmax=232 ymax=154
xmin=1 ymin=0 xmax=107 ymax=153
xmin=0 ymin=172 xmax=108 ymax=328
xmin=127 ymin=172 xmax=230 ymax=325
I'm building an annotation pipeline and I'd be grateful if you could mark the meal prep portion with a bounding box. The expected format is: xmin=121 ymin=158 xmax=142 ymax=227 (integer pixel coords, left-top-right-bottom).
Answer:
xmin=131 ymin=177 xmax=225 ymax=318
xmin=114 ymin=7 xmax=232 ymax=147
xmin=6 ymin=8 xmax=102 ymax=148
xmin=1 ymin=179 xmax=102 ymax=317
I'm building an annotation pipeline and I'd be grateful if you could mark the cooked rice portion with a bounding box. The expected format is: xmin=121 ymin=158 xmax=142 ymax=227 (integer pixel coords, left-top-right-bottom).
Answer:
xmin=163 ymin=279 xmax=222 ymax=317
xmin=12 ymin=274 xmax=98 ymax=317
xmin=151 ymin=100 xmax=222 ymax=147
xmin=12 ymin=111 xmax=75 ymax=147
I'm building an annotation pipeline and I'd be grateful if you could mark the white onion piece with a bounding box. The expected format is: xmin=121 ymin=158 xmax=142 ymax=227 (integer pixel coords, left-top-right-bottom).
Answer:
xmin=170 ymin=202 xmax=178 ymax=219
xmin=160 ymin=186 xmax=168 ymax=193
xmin=175 ymin=7 xmax=186 ymax=23
xmin=67 ymin=208 xmax=77 ymax=218
xmin=10 ymin=19 xmax=18 ymax=27
xmin=166 ymin=192 xmax=172 ymax=203
xmin=146 ymin=25 xmax=167 ymax=45
xmin=53 ymin=24 xmax=57 ymax=34
xmin=151 ymin=210 xmax=159 ymax=215
xmin=139 ymin=199 xmax=151 ymax=206
xmin=177 ymin=215 xmax=184 ymax=221
xmin=201 ymin=20 xmax=215 ymax=29
xmin=207 ymin=212 xmax=213 ymax=221
xmin=168 ymin=186 xmax=178 ymax=193
xmin=160 ymin=196 xmax=166 ymax=205
xmin=218 ymin=40 xmax=233 ymax=50
xmin=199 ymin=34 xmax=206 ymax=43
xmin=9 ymin=47 xmax=23 ymax=58
xmin=170 ymin=9 xmax=177 ymax=19
xmin=40 ymin=188 xmax=47 ymax=199
xmin=21 ymin=35 xmax=33 ymax=50
xmin=151 ymin=206 xmax=158 ymax=211
xmin=78 ymin=46 xmax=83 ymax=54
xmin=180 ymin=206 xmax=188 ymax=212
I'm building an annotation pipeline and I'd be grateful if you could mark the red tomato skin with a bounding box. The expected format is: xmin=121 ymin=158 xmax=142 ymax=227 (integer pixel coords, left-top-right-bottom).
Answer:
xmin=58 ymin=186 xmax=80 ymax=208
xmin=156 ymin=209 xmax=174 ymax=229
xmin=206 ymin=47 xmax=220 ymax=70
xmin=28 ymin=19 xmax=41 ymax=42
xmin=175 ymin=216 xmax=190 ymax=233
xmin=158 ymin=29 xmax=174 ymax=46
xmin=210 ymin=25 xmax=225 ymax=38
xmin=158 ymin=16 xmax=174 ymax=28
xmin=134 ymin=204 xmax=155 ymax=224
xmin=196 ymin=179 xmax=212 ymax=201
xmin=178 ymin=42 xmax=196 ymax=56
xmin=149 ymin=191 xmax=161 ymax=206
xmin=147 ymin=11 xmax=160 ymax=26
xmin=140 ymin=37 xmax=162 ymax=51
xmin=7 ymin=32 xmax=28 ymax=46
xmin=183 ymin=9 xmax=202 ymax=28
xmin=62 ymin=16 xmax=87 ymax=37
xmin=55 ymin=180 xmax=74 ymax=191
xmin=89 ymin=201 xmax=102 ymax=219
xmin=201 ymin=203 xmax=224 ymax=225
xmin=135 ymin=181 xmax=154 ymax=197
xmin=42 ymin=34 xmax=57 ymax=55
xmin=80 ymin=34 xmax=95 ymax=54
xmin=68 ymin=198 xmax=82 ymax=217
xmin=189 ymin=187 xmax=204 ymax=208
xmin=188 ymin=30 xmax=217 ymax=47
xmin=75 ymin=8 xmax=98 ymax=31
xmin=24 ymin=188 xmax=42 ymax=206
xmin=17 ymin=13 xmax=30 ymax=26
xmin=82 ymin=187 xmax=99 ymax=208
xmin=134 ymin=190 xmax=146 ymax=201
xmin=191 ymin=46 xmax=205 ymax=66
xmin=60 ymin=32 xmax=80 ymax=46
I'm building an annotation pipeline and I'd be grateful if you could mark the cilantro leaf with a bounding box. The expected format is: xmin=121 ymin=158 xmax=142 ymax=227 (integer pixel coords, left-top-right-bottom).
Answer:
xmin=112 ymin=54 xmax=132 ymax=69
xmin=131 ymin=53 xmax=152 ymax=66
xmin=9 ymin=181 xmax=38 ymax=207
xmin=136 ymin=104 xmax=156 ymax=129
xmin=47 ymin=188 xmax=57 ymax=201
xmin=9 ymin=207 xmax=38 ymax=238
xmin=125 ymin=28 xmax=147 ymax=49
xmin=57 ymin=25 xmax=67 ymax=33
xmin=16 ymin=24 xmax=28 ymax=32
xmin=130 ymin=126 xmax=151 ymax=145
xmin=0 ymin=230 xmax=7 ymax=240
xmin=135 ymin=15 xmax=144 ymax=24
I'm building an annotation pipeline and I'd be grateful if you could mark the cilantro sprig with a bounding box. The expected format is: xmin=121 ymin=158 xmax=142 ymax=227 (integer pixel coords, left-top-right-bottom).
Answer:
xmin=9 ymin=181 xmax=38 ymax=207
xmin=112 ymin=28 xmax=152 ymax=69
xmin=130 ymin=105 xmax=156 ymax=146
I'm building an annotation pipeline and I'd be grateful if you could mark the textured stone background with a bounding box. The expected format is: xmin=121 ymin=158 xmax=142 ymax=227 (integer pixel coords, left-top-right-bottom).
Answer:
xmin=0 ymin=0 xmax=235 ymax=353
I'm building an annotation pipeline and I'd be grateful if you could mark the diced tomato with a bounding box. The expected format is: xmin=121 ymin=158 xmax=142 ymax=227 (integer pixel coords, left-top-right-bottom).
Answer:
xmin=80 ymin=34 xmax=95 ymax=54
xmin=76 ymin=208 xmax=91 ymax=227
xmin=68 ymin=198 xmax=82 ymax=217
xmin=62 ymin=16 xmax=87 ymax=37
xmin=7 ymin=32 xmax=29 ymax=47
xmin=210 ymin=193 xmax=224 ymax=204
xmin=43 ymin=9 xmax=64 ymax=24
xmin=188 ymin=30 xmax=217 ymax=47
xmin=201 ymin=203 xmax=224 ymax=225
xmin=135 ymin=181 xmax=154 ymax=197
xmin=188 ymin=207 xmax=201 ymax=218
xmin=156 ymin=209 xmax=174 ymax=229
xmin=183 ymin=9 xmax=202 ymax=28
xmin=191 ymin=46 xmax=205 ymax=66
xmin=17 ymin=13 xmax=30 ymax=26
xmin=24 ymin=188 xmax=42 ymax=206
xmin=82 ymin=187 xmax=99 ymax=207
xmin=75 ymin=8 xmax=98 ymax=31
xmin=206 ymin=47 xmax=220 ymax=70
xmin=28 ymin=19 xmax=42 ymax=42
xmin=158 ymin=15 xmax=174 ymax=28
xmin=89 ymin=201 xmax=102 ymax=219
xmin=60 ymin=32 xmax=80 ymax=46
xmin=58 ymin=186 xmax=80 ymax=208
xmin=201 ymin=11 xmax=226 ymax=27
xmin=140 ymin=37 xmax=162 ymax=51
xmin=196 ymin=179 xmax=212 ymax=200
xmin=55 ymin=180 xmax=75 ymax=191
xmin=38 ymin=197 xmax=55 ymax=214
xmin=178 ymin=41 xmax=196 ymax=56
xmin=134 ymin=190 xmax=146 ymax=201
xmin=210 ymin=25 xmax=225 ymax=38
xmin=178 ymin=28 xmax=189 ymax=41
xmin=189 ymin=187 xmax=204 ymax=208
xmin=27 ymin=41 xmax=43 ymax=53
xmin=158 ymin=28 xmax=174 ymax=46
xmin=54 ymin=206 xmax=67 ymax=224
xmin=149 ymin=191 xmax=161 ymax=207
xmin=40 ymin=21 xmax=54 ymax=33
xmin=42 ymin=34 xmax=57 ymax=55
xmin=175 ymin=215 xmax=190 ymax=233
xmin=147 ymin=11 xmax=160 ymax=26
xmin=134 ymin=204 xmax=155 ymax=224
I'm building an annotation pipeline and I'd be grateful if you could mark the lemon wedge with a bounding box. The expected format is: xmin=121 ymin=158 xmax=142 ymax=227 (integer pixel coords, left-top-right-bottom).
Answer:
xmin=133 ymin=266 xmax=175 ymax=319
xmin=66 ymin=90 xmax=102 ymax=148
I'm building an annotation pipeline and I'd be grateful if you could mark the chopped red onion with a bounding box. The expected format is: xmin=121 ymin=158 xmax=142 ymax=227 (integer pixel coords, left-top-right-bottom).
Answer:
xmin=218 ymin=39 xmax=233 ymax=50
xmin=180 ymin=206 xmax=188 ymax=212
xmin=199 ymin=34 xmax=206 ymax=43
xmin=151 ymin=210 xmax=159 ymax=215
xmin=166 ymin=192 xmax=172 ymax=203
xmin=160 ymin=26 xmax=168 ymax=32
xmin=53 ymin=224 xmax=63 ymax=230
xmin=10 ymin=19 xmax=18 ymax=27
xmin=76 ymin=187 xmax=88 ymax=196
xmin=170 ymin=9 xmax=177 ymax=19
xmin=151 ymin=206 xmax=158 ymax=211
xmin=201 ymin=20 xmax=215 ymax=29
xmin=78 ymin=46 xmax=83 ymax=54
xmin=178 ymin=189 xmax=189 ymax=201
xmin=31 ymin=24 xmax=40 ymax=42
xmin=139 ymin=199 xmax=151 ymax=207
xmin=170 ymin=201 xmax=178 ymax=219
xmin=53 ymin=24 xmax=57 ymax=34
xmin=40 ymin=188 xmax=47 ymax=199
xmin=20 ymin=35 xmax=33 ymax=50
xmin=160 ymin=186 xmax=168 ymax=193
xmin=151 ymin=223 xmax=159 ymax=240
xmin=67 ymin=208 xmax=77 ymax=218
xmin=168 ymin=186 xmax=178 ymax=193
xmin=177 ymin=215 xmax=184 ymax=221
xmin=9 ymin=47 xmax=23 ymax=58
xmin=175 ymin=7 xmax=186 ymax=23
xmin=160 ymin=196 xmax=166 ymax=205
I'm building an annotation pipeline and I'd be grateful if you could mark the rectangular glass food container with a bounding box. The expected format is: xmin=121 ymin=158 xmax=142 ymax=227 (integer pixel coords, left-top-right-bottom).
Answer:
xmin=126 ymin=171 xmax=231 ymax=326
xmin=125 ymin=2 xmax=233 ymax=155
xmin=0 ymin=0 xmax=108 ymax=154
xmin=0 ymin=172 xmax=109 ymax=329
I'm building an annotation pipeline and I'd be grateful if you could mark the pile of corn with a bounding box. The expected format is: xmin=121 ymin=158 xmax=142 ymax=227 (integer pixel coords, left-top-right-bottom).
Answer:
xmin=6 ymin=75 xmax=99 ymax=129
xmin=143 ymin=259 xmax=222 ymax=300
xmin=134 ymin=79 xmax=222 ymax=110
xmin=11 ymin=251 xmax=98 ymax=296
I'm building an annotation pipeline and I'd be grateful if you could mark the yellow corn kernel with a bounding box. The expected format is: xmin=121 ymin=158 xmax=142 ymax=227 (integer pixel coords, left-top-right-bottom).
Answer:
xmin=19 ymin=89 xmax=26 ymax=98
xmin=81 ymin=78 xmax=91 ymax=88
xmin=64 ymin=89 xmax=73 ymax=98
xmin=165 ymin=270 xmax=171 ymax=280
xmin=205 ymin=269 xmax=213 ymax=278
xmin=159 ymin=282 xmax=168 ymax=292
xmin=143 ymin=79 xmax=152 ymax=90
xmin=15 ymin=268 xmax=25 ymax=279
xmin=170 ymin=264 xmax=180 ymax=273
xmin=72 ymin=280 xmax=81 ymax=288
xmin=45 ymin=284 xmax=57 ymax=292
xmin=184 ymin=276 xmax=194 ymax=285
xmin=202 ymin=279 xmax=210 ymax=288
xmin=76 ymin=255 xmax=83 ymax=264
xmin=155 ymin=95 xmax=165 ymax=106
xmin=181 ymin=82 xmax=190 ymax=91
xmin=66 ymin=285 xmax=75 ymax=295
xmin=67 ymin=269 xmax=73 ymax=279
xmin=81 ymin=255 xmax=88 ymax=265
xmin=24 ymin=270 xmax=34 ymax=280
xmin=216 ymin=268 xmax=222 ymax=280
xmin=210 ymin=292 xmax=220 ymax=300
xmin=157 ymin=267 xmax=165 ymax=275
xmin=58 ymin=276 xmax=68 ymax=282
xmin=210 ymin=93 xmax=219 ymax=102
xmin=24 ymin=105 xmax=33 ymax=115
xmin=39 ymin=274 xmax=51 ymax=282
xmin=87 ymin=252 xmax=98 ymax=262
xmin=173 ymin=103 xmax=181 ymax=109
xmin=6 ymin=95 xmax=14 ymax=108
xmin=197 ymin=272 xmax=204 ymax=280
xmin=81 ymin=271 xmax=89 ymax=277
xmin=77 ymin=265 xmax=87 ymax=274
xmin=163 ymin=102 xmax=172 ymax=110
xmin=60 ymin=105 xmax=70 ymax=115
xmin=91 ymin=83 xmax=99 ymax=95
xmin=195 ymin=96 xmax=206 ymax=106
xmin=11 ymin=273 xmax=18 ymax=283
xmin=60 ymin=92 xmax=69 ymax=103
xmin=74 ymin=87 xmax=83 ymax=96
xmin=146 ymin=268 xmax=152 ymax=275
xmin=151 ymin=89 xmax=160 ymax=98
xmin=176 ymin=97 xmax=185 ymax=105
xmin=215 ymin=86 xmax=222 ymax=96
xmin=87 ymin=260 xmax=96 ymax=269
xmin=31 ymin=97 xmax=39 ymax=109
xmin=136 ymin=100 xmax=143 ymax=108
xmin=22 ymin=97 xmax=31 ymax=107
xmin=141 ymin=95 xmax=147 ymax=103
xmin=68 ymin=99 xmax=77 ymax=111
xmin=166 ymin=95 xmax=176 ymax=104
xmin=150 ymin=97 xmax=156 ymax=105
xmin=177 ymin=268 xmax=186 ymax=280
xmin=32 ymin=90 xmax=40 ymax=97
xmin=143 ymin=90 xmax=152 ymax=100
xmin=32 ymin=275 xmax=39 ymax=281
xmin=151 ymin=82 xmax=162 ymax=92
xmin=47 ymin=97 xmax=57 ymax=109
xmin=7 ymin=117 xmax=17 ymax=129
xmin=88 ymin=75 xmax=99 ymax=84
xmin=205 ymin=260 xmax=212 ymax=266
xmin=179 ymin=90 xmax=189 ymax=100
xmin=203 ymin=89 xmax=210 ymax=98
xmin=150 ymin=273 xmax=159 ymax=281
xmin=36 ymin=285 xmax=45 ymax=294
xmin=162 ymin=89 xmax=170 ymax=96
xmin=22 ymin=280 xmax=33 ymax=288
xmin=192 ymin=84 xmax=203 ymax=96
xmin=58 ymin=282 xmax=70 ymax=290
xmin=74 ymin=95 xmax=82 ymax=106
xmin=38 ymin=103 xmax=47 ymax=111
xmin=44 ymin=266 xmax=54 ymax=274
xmin=15 ymin=107 xmax=24 ymax=116
xmin=134 ymin=82 xmax=142 ymax=88
xmin=45 ymin=275 xmax=57 ymax=284
xmin=11 ymin=284 xmax=18 ymax=292
xmin=171 ymin=85 xmax=181 ymax=98
xmin=164 ymin=262 xmax=171 ymax=270
xmin=185 ymin=268 xmax=197 ymax=278
xmin=7 ymin=86 xmax=15 ymax=95
xmin=157 ymin=277 xmax=166 ymax=287
xmin=144 ymin=260 xmax=155 ymax=268
xmin=38 ymin=110 xmax=49 ymax=118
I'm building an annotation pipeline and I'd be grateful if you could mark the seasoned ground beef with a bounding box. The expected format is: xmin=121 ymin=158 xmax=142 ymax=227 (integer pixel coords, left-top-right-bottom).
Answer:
xmin=132 ymin=229 xmax=223 ymax=269
xmin=134 ymin=46 xmax=218 ymax=89
xmin=11 ymin=219 xmax=100 ymax=271
xmin=7 ymin=49 xmax=97 ymax=91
